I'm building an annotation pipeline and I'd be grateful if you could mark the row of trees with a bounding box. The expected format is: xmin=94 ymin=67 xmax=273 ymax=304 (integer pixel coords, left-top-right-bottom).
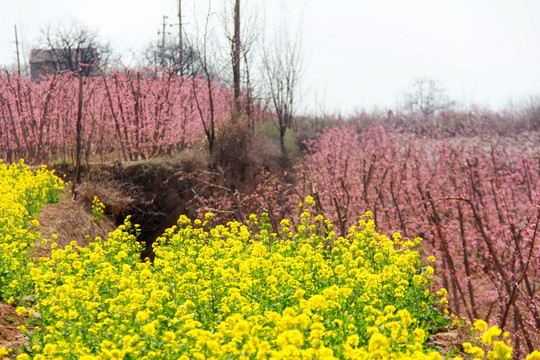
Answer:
xmin=15 ymin=1 xmax=303 ymax=158
xmin=0 ymin=69 xmax=234 ymax=164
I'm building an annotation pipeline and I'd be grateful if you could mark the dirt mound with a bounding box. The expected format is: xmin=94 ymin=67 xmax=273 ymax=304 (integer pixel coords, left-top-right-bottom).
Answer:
xmin=34 ymin=194 xmax=116 ymax=258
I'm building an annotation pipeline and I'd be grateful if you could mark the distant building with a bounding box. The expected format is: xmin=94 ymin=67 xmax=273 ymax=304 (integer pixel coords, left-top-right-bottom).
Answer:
xmin=29 ymin=47 xmax=98 ymax=79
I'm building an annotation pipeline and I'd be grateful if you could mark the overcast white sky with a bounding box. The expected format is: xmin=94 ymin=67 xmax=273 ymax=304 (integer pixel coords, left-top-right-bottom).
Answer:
xmin=1 ymin=0 xmax=540 ymax=115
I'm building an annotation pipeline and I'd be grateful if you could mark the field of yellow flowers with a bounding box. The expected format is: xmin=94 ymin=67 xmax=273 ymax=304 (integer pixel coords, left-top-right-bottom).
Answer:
xmin=0 ymin=160 xmax=538 ymax=359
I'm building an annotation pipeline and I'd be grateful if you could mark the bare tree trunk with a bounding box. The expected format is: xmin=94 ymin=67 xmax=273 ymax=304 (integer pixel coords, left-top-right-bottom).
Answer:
xmin=263 ymin=14 xmax=303 ymax=159
xmin=102 ymin=73 xmax=128 ymax=161
xmin=72 ymin=76 xmax=83 ymax=200
xmin=232 ymin=0 xmax=241 ymax=114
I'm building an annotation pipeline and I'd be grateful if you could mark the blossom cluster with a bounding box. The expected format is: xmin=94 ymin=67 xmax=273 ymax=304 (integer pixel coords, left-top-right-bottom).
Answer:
xmin=454 ymin=319 xmax=540 ymax=360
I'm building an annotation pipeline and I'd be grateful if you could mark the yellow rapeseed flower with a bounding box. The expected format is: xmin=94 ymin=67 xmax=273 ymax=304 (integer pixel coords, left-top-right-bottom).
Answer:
xmin=481 ymin=325 xmax=502 ymax=346
xmin=526 ymin=350 xmax=540 ymax=360
xmin=473 ymin=319 xmax=488 ymax=333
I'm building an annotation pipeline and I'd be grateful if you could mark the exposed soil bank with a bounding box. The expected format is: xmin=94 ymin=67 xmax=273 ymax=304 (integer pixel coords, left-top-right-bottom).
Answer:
xmin=58 ymin=158 xmax=200 ymax=260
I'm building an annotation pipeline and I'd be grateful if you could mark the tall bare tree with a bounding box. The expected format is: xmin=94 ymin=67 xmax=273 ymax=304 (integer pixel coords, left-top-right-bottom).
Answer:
xmin=190 ymin=2 xmax=222 ymax=155
xmin=178 ymin=0 xmax=183 ymax=70
xmin=238 ymin=1 xmax=263 ymax=132
xmin=36 ymin=19 xmax=110 ymax=76
xmin=263 ymin=14 xmax=303 ymax=157
xmin=404 ymin=77 xmax=454 ymax=118
xmin=218 ymin=0 xmax=263 ymax=122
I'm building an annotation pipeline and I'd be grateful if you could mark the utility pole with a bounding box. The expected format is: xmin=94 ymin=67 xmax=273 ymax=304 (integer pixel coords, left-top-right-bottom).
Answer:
xmin=161 ymin=15 xmax=168 ymax=68
xmin=178 ymin=0 xmax=183 ymax=72
xmin=14 ymin=25 xmax=21 ymax=74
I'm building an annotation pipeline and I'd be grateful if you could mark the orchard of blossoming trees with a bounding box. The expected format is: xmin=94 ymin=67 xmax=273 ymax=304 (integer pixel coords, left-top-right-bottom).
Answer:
xmin=0 ymin=69 xmax=238 ymax=164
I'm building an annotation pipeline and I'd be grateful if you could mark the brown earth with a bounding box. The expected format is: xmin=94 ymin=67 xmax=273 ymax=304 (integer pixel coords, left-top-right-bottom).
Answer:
xmin=427 ymin=324 xmax=469 ymax=357
xmin=61 ymin=158 xmax=201 ymax=260
xmin=35 ymin=194 xmax=116 ymax=257
xmin=0 ymin=303 xmax=26 ymax=357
